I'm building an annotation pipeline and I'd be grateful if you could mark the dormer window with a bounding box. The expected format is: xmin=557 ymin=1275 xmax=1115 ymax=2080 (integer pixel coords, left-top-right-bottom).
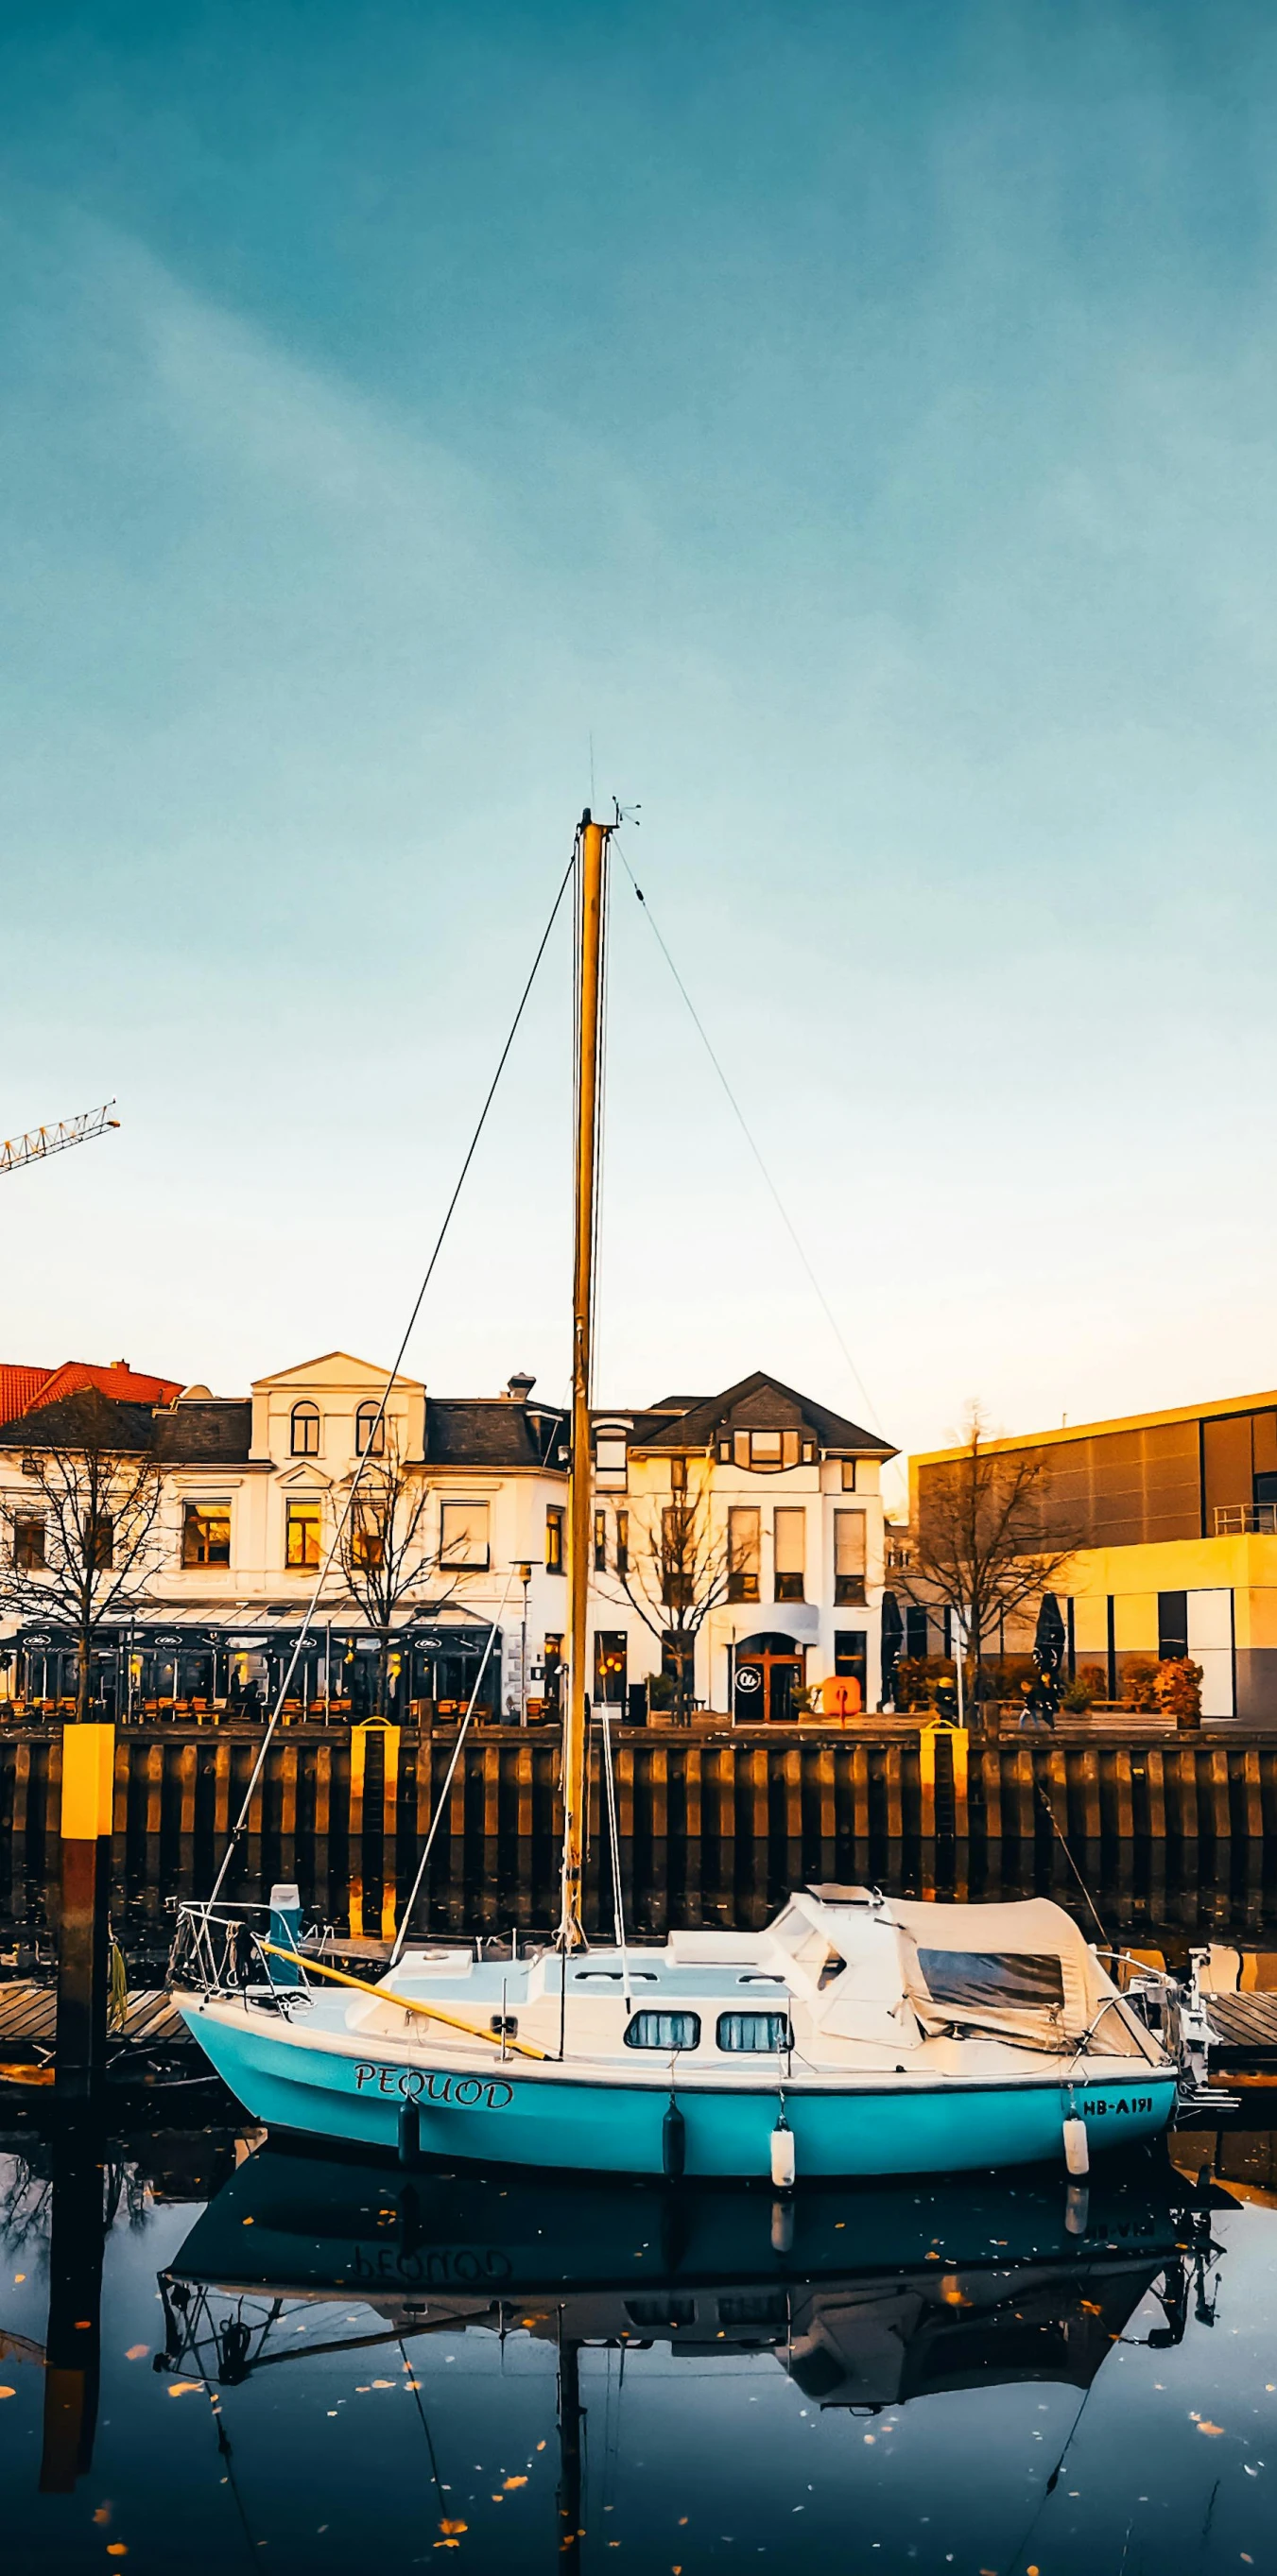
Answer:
xmin=354 ymin=1400 xmax=385 ymax=1456
xmin=290 ymin=1402 xmax=319 ymax=1457
xmin=733 ymin=1430 xmax=800 ymax=1472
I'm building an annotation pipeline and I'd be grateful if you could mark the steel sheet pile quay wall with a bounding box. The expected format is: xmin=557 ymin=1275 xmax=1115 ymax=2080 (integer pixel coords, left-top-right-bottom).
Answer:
xmin=1 ymin=1724 xmax=1277 ymax=1932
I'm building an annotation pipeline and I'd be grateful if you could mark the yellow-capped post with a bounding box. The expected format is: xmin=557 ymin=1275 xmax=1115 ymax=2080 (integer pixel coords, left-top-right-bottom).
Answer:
xmin=55 ymin=1721 xmax=115 ymax=2096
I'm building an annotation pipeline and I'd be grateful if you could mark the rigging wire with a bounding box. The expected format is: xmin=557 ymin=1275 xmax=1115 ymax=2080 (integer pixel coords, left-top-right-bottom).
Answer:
xmin=597 ymin=1702 xmax=630 ymax=2010
xmin=388 ymin=1567 xmax=518 ymax=1967
xmin=208 ymin=844 xmax=577 ymax=1906
xmin=613 ymin=835 xmax=883 ymax=1434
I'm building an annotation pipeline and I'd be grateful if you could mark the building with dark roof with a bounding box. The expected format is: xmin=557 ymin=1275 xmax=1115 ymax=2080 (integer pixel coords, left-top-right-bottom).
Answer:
xmin=0 ymin=1348 xmax=896 ymax=1724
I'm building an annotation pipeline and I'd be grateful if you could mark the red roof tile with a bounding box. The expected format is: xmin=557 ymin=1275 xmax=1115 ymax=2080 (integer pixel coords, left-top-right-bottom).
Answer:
xmin=0 ymin=1360 xmax=181 ymax=1418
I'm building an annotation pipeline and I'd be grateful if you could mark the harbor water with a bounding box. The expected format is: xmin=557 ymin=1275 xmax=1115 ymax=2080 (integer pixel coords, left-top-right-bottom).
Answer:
xmin=1 ymin=2104 xmax=1275 ymax=2574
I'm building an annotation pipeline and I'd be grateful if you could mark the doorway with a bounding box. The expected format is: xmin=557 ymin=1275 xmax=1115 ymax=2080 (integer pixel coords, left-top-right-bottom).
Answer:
xmin=733 ymin=1632 xmax=806 ymax=1724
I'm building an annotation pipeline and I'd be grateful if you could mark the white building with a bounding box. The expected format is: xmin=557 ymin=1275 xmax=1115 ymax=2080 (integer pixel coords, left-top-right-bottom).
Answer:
xmin=0 ymin=1354 xmax=895 ymax=1723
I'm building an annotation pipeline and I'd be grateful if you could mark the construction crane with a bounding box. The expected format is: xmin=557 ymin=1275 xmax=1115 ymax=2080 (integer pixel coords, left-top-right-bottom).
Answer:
xmin=0 ymin=1103 xmax=120 ymax=1176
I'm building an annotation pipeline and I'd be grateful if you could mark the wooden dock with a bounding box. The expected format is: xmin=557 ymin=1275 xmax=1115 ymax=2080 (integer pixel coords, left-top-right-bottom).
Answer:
xmin=0 ymin=1982 xmax=185 ymax=2061
xmin=1203 ymin=1993 xmax=1277 ymax=2062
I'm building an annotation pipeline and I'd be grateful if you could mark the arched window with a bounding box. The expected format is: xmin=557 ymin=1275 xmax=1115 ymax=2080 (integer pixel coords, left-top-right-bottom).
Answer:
xmin=355 ymin=1400 xmax=385 ymax=1456
xmin=290 ymin=1401 xmax=319 ymax=1457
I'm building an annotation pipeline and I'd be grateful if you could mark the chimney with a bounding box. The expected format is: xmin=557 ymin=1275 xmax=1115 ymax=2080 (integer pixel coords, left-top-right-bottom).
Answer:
xmin=506 ymin=1371 xmax=535 ymax=1404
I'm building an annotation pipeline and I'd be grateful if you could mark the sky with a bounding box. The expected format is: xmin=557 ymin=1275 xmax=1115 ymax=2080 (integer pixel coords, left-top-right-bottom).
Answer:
xmin=3 ymin=0 xmax=1277 ymax=1494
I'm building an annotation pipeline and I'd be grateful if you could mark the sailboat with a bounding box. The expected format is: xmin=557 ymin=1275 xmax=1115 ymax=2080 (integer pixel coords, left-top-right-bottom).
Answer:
xmin=170 ymin=811 xmax=1182 ymax=2178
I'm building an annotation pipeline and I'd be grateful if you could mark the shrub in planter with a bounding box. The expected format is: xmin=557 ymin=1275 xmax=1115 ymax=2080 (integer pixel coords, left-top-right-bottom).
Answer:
xmin=1062 ymin=1663 xmax=1108 ymax=1713
xmin=1122 ymin=1657 xmax=1161 ymax=1712
xmin=1159 ymin=1657 xmax=1203 ymax=1727
xmin=893 ymin=1655 xmax=957 ymax=1712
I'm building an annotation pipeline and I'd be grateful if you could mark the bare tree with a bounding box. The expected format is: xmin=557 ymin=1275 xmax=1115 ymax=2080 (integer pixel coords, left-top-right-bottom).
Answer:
xmin=898 ymin=1404 xmax=1077 ymax=1710
xmin=333 ymin=1434 xmax=464 ymax=1720
xmin=0 ymin=1391 xmax=166 ymax=1721
xmin=601 ymin=1484 xmax=733 ymax=1724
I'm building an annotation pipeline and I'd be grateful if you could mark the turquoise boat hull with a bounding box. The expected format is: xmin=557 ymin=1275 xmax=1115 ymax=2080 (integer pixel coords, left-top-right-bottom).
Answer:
xmin=176 ymin=1996 xmax=1177 ymax=2179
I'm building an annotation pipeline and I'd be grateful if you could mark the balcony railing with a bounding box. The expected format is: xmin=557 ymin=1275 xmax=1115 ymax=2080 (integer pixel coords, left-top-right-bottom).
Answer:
xmin=1214 ymin=1504 xmax=1277 ymax=1535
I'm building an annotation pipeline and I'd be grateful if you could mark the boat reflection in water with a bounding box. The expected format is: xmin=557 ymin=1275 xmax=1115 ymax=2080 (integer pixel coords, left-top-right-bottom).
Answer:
xmin=164 ymin=2142 xmax=1221 ymax=2420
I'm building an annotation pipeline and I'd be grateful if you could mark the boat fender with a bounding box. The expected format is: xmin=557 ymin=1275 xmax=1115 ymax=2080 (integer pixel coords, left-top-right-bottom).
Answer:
xmin=398 ymin=2101 xmax=421 ymax=2169
xmin=1064 ymin=2182 xmax=1089 ymax=2238
xmin=770 ymin=2117 xmax=796 ymax=2191
xmin=1062 ymin=2114 xmax=1089 ymax=2177
xmin=770 ymin=2198 xmax=795 ymax=2256
xmin=663 ymin=2101 xmax=686 ymax=2180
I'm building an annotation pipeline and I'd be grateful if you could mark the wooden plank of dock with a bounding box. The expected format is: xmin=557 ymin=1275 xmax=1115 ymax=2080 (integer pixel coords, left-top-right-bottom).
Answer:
xmin=0 ymin=1983 xmax=186 ymax=2054
xmin=1206 ymin=1993 xmax=1277 ymax=2060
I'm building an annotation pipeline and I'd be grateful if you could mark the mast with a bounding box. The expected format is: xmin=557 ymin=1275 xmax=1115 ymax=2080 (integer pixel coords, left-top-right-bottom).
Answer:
xmin=560 ymin=808 xmax=611 ymax=1949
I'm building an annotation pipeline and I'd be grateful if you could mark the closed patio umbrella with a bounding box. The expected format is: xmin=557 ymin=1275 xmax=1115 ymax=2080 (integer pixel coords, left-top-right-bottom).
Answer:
xmin=880 ymin=1591 xmax=905 ymax=1708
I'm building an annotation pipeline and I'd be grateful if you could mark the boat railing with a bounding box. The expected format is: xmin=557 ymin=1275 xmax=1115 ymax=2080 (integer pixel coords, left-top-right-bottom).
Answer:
xmin=167 ymin=1898 xmax=289 ymax=2006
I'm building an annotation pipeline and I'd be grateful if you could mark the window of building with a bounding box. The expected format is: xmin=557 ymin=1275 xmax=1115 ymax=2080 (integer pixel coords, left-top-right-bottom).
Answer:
xmin=615 ymin=1509 xmax=630 ymax=1575
xmin=733 ymin=1429 xmax=801 ymax=1472
xmin=543 ymin=1634 xmax=563 ymax=1708
xmin=834 ymin=1507 xmax=867 ymax=1606
xmin=595 ymin=1630 xmax=628 ymax=1704
xmin=12 ymin=1516 xmax=44 ymax=1571
xmin=1158 ymin=1590 xmax=1189 ymax=1661
xmin=773 ymin=1507 xmax=805 ymax=1602
xmin=290 ymin=1402 xmax=320 ymax=1457
xmin=354 ymin=1401 xmax=385 ymax=1456
xmin=545 ymin=1506 xmax=565 ymax=1573
xmin=89 ymin=1514 xmax=113 ymax=1571
xmin=905 ymin=1604 xmax=929 ymax=1659
xmin=181 ymin=1503 xmax=231 ymax=1569
xmin=716 ymin=2010 xmax=792 ymax=2053
xmin=285 ymin=1501 xmax=321 ymax=1571
xmin=595 ymin=1434 xmax=628 ymax=1485
xmin=728 ymin=1506 xmax=760 ymax=1603
xmin=352 ymin=1506 xmax=384 ymax=1571
xmin=625 ymin=2011 xmax=700 ymax=2051
xmin=670 ymin=1455 xmax=688 ymax=1492
xmin=840 ymin=1460 xmax=858 ymax=1491
xmin=835 ymin=1630 xmax=867 ymax=1699
xmin=594 ymin=1508 xmax=608 ymax=1572
xmin=661 ymin=1506 xmax=693 ymax=1608
xmin=440 ymin=1501 xmax=491 ymax=1571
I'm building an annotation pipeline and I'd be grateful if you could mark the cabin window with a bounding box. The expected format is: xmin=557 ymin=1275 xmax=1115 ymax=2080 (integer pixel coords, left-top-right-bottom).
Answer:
xmin=285 ymin=1501 xmax=321 ymax=1570
xmin=624 ymin=2011 xmax=701 ymax=2051
xmin=12 ymin=1516 xmax=44 ymax=1571
xmin=834 ymin=1508 xmax=867 ymax=1606
xmin=773 ymin=1508 xmax=805 ymax=1602
xmin=354 ymin=1401 xmax=385 ymax=1456
xmin=916 ymin=1951 xmax=1065 ymax=2012
xmin=182 ymin=1503 xmax=231 ymax=1568
xmin=440 ymin=1501 xmax=490 ymax=1571
xmin=545 ymin=1506 xmax=564 ymax=1572
xmin=728 ymin=1507 xmax=760 ymax=1603
xmin=716 ymin=2010 xmax=792 ymax=2053
xmin=290 ymin=1402 xmax=320 ymax=1456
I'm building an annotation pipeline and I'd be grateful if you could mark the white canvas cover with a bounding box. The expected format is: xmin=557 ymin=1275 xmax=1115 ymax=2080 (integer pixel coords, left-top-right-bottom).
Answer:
xmin=887 ymin=1897 xmax=1122 ymax=2050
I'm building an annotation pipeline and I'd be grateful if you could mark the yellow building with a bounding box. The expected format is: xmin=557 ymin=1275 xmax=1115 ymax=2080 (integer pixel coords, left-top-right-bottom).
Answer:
xmin=909 ymin=1388 xmax=1277 ymax=1722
